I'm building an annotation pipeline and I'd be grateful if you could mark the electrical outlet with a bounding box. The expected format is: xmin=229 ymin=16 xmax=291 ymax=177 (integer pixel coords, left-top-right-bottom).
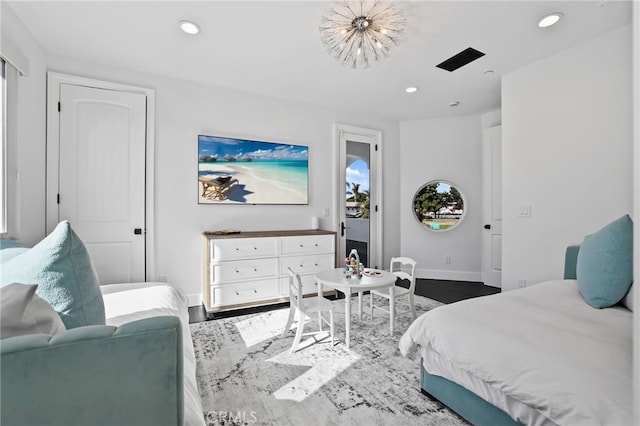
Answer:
xmin=517 ymin=279 xmax=527 ymax=288
xmin=443 ymin=256 xmax=451 ymax=265
xmin=158 ymin=275 xmax=168 ymax=283
xmin=323 ymin=207 xmax=330 ymax=217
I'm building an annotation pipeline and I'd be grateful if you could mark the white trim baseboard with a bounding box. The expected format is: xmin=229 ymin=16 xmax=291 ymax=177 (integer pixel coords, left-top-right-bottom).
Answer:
xmin=187 ymin=293 xmax=204 ymax=308
xmin=415 ymin=268 xmax=482 ymax=283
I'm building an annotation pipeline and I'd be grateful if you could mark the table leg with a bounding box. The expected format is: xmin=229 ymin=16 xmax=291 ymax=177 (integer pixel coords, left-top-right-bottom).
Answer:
xmin=345 ymin=292 xmax=351 ymax=350
xmin=389 ymin=285 xmax=395 ymax=335
xmin=358 ymin=291 xmax=363 ymax=320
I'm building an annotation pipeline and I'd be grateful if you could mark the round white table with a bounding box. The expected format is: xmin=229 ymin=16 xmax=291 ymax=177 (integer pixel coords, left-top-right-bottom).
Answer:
xmin=315 ymin=268 xmax=397 ymax=349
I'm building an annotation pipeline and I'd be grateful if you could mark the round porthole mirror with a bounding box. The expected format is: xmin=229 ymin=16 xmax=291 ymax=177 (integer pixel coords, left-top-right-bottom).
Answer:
xmin=413 ymin=181 xmax=466 ymax=231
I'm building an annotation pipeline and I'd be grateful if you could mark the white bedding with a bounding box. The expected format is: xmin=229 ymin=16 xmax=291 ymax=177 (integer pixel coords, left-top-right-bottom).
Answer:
xmin=101 ymin=283 xmax=205 ymax=426
xmin=399 ymin=280 xmax=633 ymax=426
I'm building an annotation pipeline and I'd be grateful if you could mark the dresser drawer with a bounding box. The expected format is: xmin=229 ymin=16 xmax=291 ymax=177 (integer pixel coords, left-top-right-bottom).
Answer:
xmin=280 ymin=254 xmax=334 ymax=277
xmin=279 ymin=276 xmax=320 ymax=297
xmin=211 ymin=237 xmax=278 ymax=261
xmin=211 ymin=258 xmax=278 ymax=284
xmin=211 ymin=280 xmax=279 ymax=307
xmin=280 ymin=235 xmax=334 ymax=255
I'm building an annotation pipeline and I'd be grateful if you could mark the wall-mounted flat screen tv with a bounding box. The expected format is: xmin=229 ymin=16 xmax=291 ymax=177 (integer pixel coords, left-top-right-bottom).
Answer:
xmin=198 ymin=134 xmax=309 ymax=205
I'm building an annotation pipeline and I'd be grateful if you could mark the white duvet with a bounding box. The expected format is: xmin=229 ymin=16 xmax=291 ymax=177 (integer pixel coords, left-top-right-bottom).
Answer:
xmin=101 ymin=283 xmax=205 ymax=426
xmin=399 ymin=280 xmax=633 ymax=426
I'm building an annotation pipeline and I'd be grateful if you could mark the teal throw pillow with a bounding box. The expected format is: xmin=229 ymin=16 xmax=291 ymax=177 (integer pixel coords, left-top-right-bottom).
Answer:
xmin=0 ymin=221 xmax=105 ymax=328
xmin=576 ymin=214 xmax=633 ymax=308
xmin=0 ymin=238 xmax=22 ymax=250
xmin=0 ymin=247 xmax=29 ymax=264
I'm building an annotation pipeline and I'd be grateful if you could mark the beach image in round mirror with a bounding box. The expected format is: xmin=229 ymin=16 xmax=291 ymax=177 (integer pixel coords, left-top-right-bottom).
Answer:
xmin=413 ymin=181 xmax=466 ymax=231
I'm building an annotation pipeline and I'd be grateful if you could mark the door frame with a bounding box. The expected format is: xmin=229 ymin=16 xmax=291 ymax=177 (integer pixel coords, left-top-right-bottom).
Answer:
xmin=45 ymin=72 xmax=156 ymax=280
xmin=333 ymin=123 xmax=383 ymax=269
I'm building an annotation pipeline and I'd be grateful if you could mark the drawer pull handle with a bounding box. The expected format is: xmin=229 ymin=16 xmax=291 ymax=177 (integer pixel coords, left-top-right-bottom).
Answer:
xmin=254 ymin=247 xmax=257 ymax=250
xmin=253 ymin=289 xmax=258 ymax=293
xmin=299 ymin=264 xmax=304 ymax=268
xmin=235 ymin=248 xmax=239 ymax=251
xmin=315 ymin=243 xmax=318 ymax=247
xmin=254 ymin=268 xmax=257 ymax=272
xmin=299 ymin=244 xmax=304 ymax=248
xmin=235 ymin=269 xmax=239 ymax=273
xmin=315 ymin=263 xmax=318 ymax=266
xmin=235 ymin=291 xmax=239 ymax=296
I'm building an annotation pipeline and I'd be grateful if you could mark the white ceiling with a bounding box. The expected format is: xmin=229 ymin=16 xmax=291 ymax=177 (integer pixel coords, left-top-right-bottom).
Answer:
xmin=7 ymin=0 xmax=632 ymax=121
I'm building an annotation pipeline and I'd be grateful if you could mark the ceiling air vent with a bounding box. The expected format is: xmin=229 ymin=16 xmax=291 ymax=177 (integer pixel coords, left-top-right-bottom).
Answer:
xmin=436 ymin=47 xmax=485 ymax=72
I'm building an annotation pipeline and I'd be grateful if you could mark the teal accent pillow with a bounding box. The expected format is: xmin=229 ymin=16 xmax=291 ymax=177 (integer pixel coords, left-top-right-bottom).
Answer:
xmin=0 ymin=221 xmax=105 ymax=328
xmin=0 ymin=247 xmax=29 ymax=264
xmin=576 ymin=214 xmax=633 ymax=308
xmin=0 ymin=238 xmax=22 ymax=250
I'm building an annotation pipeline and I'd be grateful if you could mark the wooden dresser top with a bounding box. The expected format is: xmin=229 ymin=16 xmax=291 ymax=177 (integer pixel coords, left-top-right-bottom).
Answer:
xmin=202 ymin=229 xmax=336 ymax=239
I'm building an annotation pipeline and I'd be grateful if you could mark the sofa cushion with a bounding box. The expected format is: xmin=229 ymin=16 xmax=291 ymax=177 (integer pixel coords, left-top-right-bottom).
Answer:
xmin=576 ymin=214 xmax=633 ymax=309
xmin=0 ymin=221 xmax=105 ymax=328
xmin=0 ymin=283 xmax=66 ymax=338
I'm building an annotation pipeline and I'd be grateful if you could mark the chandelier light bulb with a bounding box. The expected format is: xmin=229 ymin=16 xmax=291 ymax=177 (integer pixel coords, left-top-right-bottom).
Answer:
xmin=319 ymin=0 xmax=406 ymax=69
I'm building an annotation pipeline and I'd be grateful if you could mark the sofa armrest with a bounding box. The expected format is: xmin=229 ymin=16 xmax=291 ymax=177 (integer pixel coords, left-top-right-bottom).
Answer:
xmin=1 ymin=316 xmax=183 ymax=426
xmin=564 ymin=245 xmax=581 ymax=280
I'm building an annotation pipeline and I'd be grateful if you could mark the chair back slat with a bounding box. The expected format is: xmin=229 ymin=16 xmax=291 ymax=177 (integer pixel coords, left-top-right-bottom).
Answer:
xmin=287 ymin=267 xmax=303 ymax=309
xmin=390 ymin=257 xmax=417 ymax=292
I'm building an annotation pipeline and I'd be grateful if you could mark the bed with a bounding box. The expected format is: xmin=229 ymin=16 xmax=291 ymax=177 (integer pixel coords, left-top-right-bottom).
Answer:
xmin=399 ymin=245 xmax=634 ymax=426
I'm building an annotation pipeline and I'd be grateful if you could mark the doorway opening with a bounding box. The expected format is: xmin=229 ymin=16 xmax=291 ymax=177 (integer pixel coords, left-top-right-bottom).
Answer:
xmin=346 ymin=147 xmax=370 ymax=266
xmin=336 ymin=124 xmax=382 ymax=270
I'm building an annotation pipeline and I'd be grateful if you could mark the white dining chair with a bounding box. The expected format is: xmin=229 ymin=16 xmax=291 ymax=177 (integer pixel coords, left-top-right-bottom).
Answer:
xmin=281 ymin=267 xmax=335 ymax=354
xmin=369 ymin=257 xmax=417 ymax=324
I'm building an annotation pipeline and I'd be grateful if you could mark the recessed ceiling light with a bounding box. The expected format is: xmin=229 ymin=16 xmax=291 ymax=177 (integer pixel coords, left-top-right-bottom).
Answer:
xmin=179 ymin=20 xmax=200 ymax=35
xmin=449 ymin=101 xmax=460 ymax=107
xmin=405 ymin=86 xmax=418 ymax=93
xmin=538 ymin=12 xmax=564 ymax=28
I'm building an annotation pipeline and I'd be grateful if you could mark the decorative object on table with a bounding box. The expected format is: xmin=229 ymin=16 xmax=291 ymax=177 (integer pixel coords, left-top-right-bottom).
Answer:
xmin=203 ymin=229 xmax=241 ymax=236
xmin=198 ymin=134 xmax=308 ymax=205
xmin=310 ymin=216 xmax=320 ymax=230
xmin=319 ymin=0 xmax=406 ymax=69
xmin=344 ymin=248 xmax=363 ymax=278
xmin=413 ymin=180 xmax=466 ymax=232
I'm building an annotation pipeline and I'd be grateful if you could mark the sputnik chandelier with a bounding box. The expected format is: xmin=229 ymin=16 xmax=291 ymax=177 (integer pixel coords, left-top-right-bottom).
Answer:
xmin=319 ymin=0 xmax=406 ymax=69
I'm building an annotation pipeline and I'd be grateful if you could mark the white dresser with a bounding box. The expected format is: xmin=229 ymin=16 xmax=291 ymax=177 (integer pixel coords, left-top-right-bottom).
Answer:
xmin=202 ymin=230 xmax=336 ymax=314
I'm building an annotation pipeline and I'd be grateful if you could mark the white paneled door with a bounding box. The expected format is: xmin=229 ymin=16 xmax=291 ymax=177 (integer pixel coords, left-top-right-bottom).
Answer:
xmin=481 ymin=126 xmax=503 ymax=288
xmin=58 ymin=84 xmax=146 ymax=284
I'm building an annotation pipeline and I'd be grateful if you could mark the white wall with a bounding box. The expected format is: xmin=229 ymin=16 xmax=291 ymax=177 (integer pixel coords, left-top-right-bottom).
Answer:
xmin=5 ymin=49 xmax=400 ymax=304
xmin=399 ymin=116 xmax=482 ymax=281
xmin=1 ymin=4 xmax=47 ymax=246
xmin=502 ymin=25 xmax=633 ymax=291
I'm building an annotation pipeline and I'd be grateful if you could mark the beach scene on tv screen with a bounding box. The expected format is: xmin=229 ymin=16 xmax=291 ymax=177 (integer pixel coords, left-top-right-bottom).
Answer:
xmin=198 ymin=135 xmax=309 ymax=204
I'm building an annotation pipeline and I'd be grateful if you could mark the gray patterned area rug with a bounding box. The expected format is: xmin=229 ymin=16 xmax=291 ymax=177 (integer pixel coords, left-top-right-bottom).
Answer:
xmin=190 ymin=295 xmax=468 ymax=426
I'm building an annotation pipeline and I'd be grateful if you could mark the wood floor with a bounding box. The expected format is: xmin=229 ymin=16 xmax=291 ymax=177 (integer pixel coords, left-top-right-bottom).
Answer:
xmin=189 ymin=279 xmax=500 ymax=324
